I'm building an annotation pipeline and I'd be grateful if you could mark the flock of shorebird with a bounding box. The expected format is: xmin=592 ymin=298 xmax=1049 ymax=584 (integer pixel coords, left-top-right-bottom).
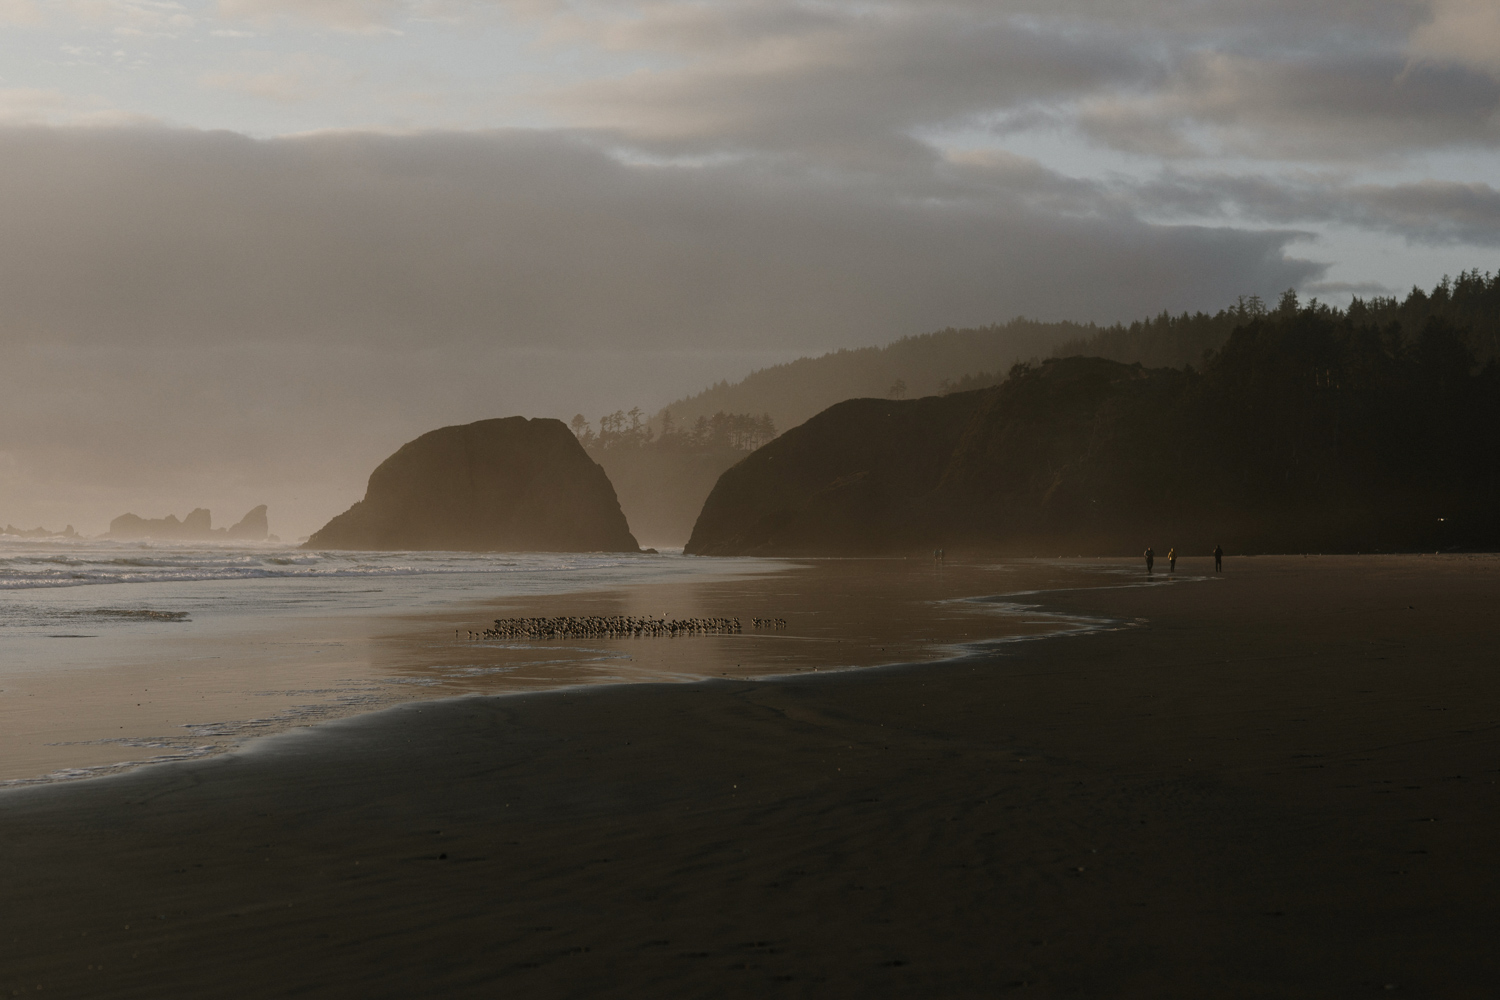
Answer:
xmin=458 ymin=615 xmax=788 ymax=641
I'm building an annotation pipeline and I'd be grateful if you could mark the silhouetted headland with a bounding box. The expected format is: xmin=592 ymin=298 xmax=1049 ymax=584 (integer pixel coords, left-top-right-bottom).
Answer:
xmin=687 ymin=311 xmax=1500 ymax=556
xmin=304 ymin=417 xmax=640 ymax=552
xmin=657 ymin=274 xmax=1500 ymax=440
xmin=108 ymin=505 xmax=270 ymax=542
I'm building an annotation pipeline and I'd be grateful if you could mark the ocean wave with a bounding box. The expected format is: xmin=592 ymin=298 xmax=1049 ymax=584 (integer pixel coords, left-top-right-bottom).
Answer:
xmin=0 ymin=543 xmax=657 ymax=590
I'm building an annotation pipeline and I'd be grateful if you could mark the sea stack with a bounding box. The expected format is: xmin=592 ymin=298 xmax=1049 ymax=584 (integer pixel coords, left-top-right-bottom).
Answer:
xmin=227 ymin=505 xmax=270 ymax=541
xmin=683 ymin=391 xmax=980 ymax=557
xmin=108 ymin=506 xmax=270 ymax=541
xmin=304 ymin=417 xmax=640 ymax=552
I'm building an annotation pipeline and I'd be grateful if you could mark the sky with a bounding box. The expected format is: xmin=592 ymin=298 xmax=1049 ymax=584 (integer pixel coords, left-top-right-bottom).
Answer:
xmin=0 ymin=0 xmax=1497 ymax=538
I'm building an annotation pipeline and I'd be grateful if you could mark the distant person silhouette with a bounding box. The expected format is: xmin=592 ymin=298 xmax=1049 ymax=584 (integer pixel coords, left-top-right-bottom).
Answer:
xmin=1214 ymin=544 xmax=1223 ymax=573
xmin=1145 ymin=547 xmax=1155 ymax=575
xmin=1168 ymin=547 xmax=1177 ymax=573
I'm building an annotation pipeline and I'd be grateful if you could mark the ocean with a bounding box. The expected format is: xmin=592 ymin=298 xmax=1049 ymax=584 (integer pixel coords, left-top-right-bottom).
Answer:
xmin=0 ymin=540 xmax=795 ymax=784
xmin=0 ymin=539 xmax=1150 ymax=787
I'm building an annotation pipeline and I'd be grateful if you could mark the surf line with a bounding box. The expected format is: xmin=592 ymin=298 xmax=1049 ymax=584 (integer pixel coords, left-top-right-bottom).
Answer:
xmin=931 ymin=564 xmax=1221 ymax=661
xmin=939 ymin=596 xmax=1137 ymax=662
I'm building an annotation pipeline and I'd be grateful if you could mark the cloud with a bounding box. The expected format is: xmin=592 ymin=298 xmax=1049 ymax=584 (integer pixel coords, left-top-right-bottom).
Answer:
xmin=1133 ymin=171 xmax=1500 ymax=247
xmin=18 ymin=0 xmax=1498 ymax=167
xmin=1409 ymin=0 xmax=1500 ymax=77
xmin=61 ymin=0 xmax=195 ymax=35
xmin=495 ymin=0 xmax=1500 ymax=165
xmin=0 ymin=87 xmax=153 ymax=127
xmin=1344 ymin=179 xmax=1500 ymax=244
xmin=201 ymin=53 xmax=346 ymax=102
xmin=1303 ymin=279 xmax=1393 ymax=296
xmin=544 ymin=6 xmax=1152 ymax=164
xmin=0 ymin=126 xmax=1319 ymax=354
xmin=216 ymin=0 xmax=405 ymax=32
xmin=0 ymin=88 xmax=73 ymax=121
xmin=0 ymin=0 xmax=42 ymax=24
xmin=1075 ymin=48 xmax=1500 ymax=161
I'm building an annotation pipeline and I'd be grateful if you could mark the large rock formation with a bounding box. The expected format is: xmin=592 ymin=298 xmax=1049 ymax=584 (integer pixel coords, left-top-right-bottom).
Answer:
xmin=108 ymin=506 xmax=270 ymax=541
xmin=227 ymin=505 xmax=270 ymax=540
xmin=684 ymin=390 xmax=980 ymax=556
xmin=304 ymin=417 xmax=640 ymax=552
xmin=686 ymin=321 xmax=1500 ymax=557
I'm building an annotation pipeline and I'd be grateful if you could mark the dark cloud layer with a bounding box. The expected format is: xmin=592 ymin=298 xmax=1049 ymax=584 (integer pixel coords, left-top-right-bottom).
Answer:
xmin=540 ymin=0 xmax=1500 ymax=163
xmin=1136 ymin=172 xmax=1500 ymax=246
xmin=0 ymin=126 xmax=1317 ymax=350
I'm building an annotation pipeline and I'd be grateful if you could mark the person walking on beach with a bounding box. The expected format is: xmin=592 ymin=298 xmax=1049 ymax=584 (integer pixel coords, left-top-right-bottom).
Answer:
xmin=1145 ymin=547 xmax=1155 ymax=575
xmin=1168 ymin=547 xmax=1177 ymax=573
xmin=1214 ymin=544 xmax=1223 ymax=573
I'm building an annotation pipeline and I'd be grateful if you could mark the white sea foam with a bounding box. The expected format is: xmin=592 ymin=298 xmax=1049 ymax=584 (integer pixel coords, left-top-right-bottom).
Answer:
xmin=0 ymin=539 xmax=660 ymax=591
xmin=0 ymin=541 xmax=794 ymax=644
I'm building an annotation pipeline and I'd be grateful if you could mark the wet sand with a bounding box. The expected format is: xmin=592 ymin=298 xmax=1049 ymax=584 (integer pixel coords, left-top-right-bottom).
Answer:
xmin=0 ymin=557 xmax=1080 ymax=784
xmin=2 ymin=554 xmax=1498 ymax=997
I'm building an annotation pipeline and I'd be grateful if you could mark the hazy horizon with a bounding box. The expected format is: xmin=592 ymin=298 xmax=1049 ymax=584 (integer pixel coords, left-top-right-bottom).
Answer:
xmin=0 ymin=0 xmax=1497 ymax=538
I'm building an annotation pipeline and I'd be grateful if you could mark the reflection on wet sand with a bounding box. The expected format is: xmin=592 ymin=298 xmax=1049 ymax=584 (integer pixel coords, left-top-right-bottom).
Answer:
xmin=369 ymin=558 xmax=1139 ymax=696
xmin=2 ymin=558 xmax=1146 ymax=785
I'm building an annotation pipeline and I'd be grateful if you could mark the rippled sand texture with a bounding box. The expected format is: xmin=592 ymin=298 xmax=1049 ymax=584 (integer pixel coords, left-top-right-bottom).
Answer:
xmin=2 ymin=554 xmax=1497 ymax=997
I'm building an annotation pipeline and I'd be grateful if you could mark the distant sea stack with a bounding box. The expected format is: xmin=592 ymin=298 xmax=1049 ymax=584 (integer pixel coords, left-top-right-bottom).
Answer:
xmin=109 ymin=506 xmax=271 ymax=542
xmin=2 ymin=524 xmax=78 ymax=539
xmin=227 ymin=505 xmax=270 ymax=540
xmin=304 ymin=417 xmax=640 ymax=553
xmin=686 ymin=317 xmax=1500 ymax=556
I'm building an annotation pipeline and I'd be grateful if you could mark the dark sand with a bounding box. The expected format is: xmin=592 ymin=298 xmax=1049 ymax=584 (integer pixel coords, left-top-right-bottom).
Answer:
xmin=3 ymin=555 xmax=1498 ymax=997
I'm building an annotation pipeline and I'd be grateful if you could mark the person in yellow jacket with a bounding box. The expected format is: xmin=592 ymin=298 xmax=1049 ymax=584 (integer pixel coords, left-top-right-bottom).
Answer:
xmin=1168 ymin=547 xmax=1176 ymax=573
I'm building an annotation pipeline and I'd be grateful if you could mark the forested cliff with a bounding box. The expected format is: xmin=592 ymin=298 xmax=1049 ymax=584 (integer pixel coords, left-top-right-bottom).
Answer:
xmin=686 ymin=307 xmax=1500 ymax=556
xmin=659 ymin=273 xmax=1500 ymax=440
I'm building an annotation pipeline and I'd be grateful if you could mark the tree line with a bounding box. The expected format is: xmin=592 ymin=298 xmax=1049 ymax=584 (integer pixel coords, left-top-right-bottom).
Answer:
xmin=571 ymin=408 xmax=777 ymax=453
xmin=1053 ymin=271 xmax=1500 ymax=371
xmin=991 ymin=297 xmax=1500 ymax=546
xmin=647 ymin=269 xmax=1498 ymax=443
xmin=655 ymin=318 xmax=1084 ymax=433
xmin=1181 ymin=301 xmax=1498 ymax=503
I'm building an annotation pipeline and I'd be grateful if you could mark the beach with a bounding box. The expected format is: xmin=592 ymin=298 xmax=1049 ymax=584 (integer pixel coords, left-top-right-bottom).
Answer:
xmin=2 ymin=553 xmax=1498 ymax=996
xmin=0 ymin=546 xmax=803 ymax=783
xmin=0 ymin=547 xmax=1096 ymax=785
